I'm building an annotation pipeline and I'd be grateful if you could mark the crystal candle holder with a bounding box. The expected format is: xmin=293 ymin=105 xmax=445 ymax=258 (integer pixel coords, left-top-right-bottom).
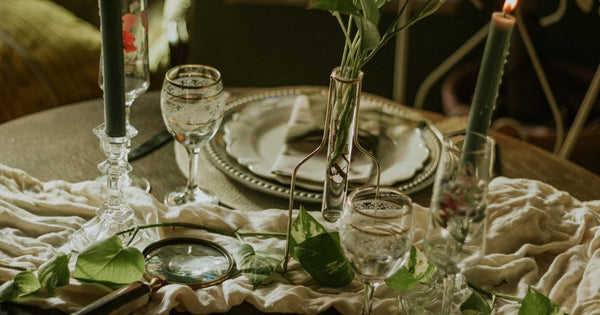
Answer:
xmin=69 ymin=123 xmax=149 ymax=251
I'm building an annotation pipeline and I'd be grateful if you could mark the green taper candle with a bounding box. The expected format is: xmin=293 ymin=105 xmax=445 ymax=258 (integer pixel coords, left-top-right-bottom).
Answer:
xmin=465 ymin=6 xmax=516 ymax=138
xmin=100 ymin=0 xmax=126 ymax=137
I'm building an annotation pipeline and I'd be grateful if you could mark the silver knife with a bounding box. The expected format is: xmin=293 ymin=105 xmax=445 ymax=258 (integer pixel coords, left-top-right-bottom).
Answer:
xmin=128 ymin=130 xmax=173 ymax=161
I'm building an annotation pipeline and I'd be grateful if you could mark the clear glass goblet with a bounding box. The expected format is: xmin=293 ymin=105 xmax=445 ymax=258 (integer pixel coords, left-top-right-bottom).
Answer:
xmin=99 ymin=0 xmax=151 ymax=191
xmin=160 ymin=64 xmax=227 ymax=206
xmin=339 ymin=186 xmax=414 ymax=315
xmin=424 ymin=130 xmax=494 ymax=314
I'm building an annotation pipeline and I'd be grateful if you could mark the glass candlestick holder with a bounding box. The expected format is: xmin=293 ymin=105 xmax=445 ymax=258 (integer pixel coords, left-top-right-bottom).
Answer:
xmin=69 ymin=123 xmax=151 ymax=251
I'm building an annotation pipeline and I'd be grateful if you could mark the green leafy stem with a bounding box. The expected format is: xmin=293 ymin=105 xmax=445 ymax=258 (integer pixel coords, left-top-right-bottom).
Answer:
xmin=116 ymin=221 xmax=287 ymax=246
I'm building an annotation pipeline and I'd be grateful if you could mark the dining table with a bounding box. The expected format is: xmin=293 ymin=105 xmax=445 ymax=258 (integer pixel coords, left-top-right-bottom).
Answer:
xmin=0 ymin=88 xmax=598 ymax=206
xmin=0 ymin=87 xmax=599 ymax=315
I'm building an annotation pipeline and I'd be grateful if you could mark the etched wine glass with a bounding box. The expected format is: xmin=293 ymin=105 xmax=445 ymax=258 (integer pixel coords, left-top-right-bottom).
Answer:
xmin=98 ymin=0 xmax=151 ymax=191
xmin=424 ymin=130 xmax=494 ymax=314
xmin=160 ymin=64 xmax=227 ymax=206
xmin=339 ymin=186 xmax=414 ymax=315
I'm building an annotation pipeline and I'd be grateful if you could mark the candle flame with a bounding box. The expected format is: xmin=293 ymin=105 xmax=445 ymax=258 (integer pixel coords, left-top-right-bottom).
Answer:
xmin=502 ymin=0 xmax=518 ymax=13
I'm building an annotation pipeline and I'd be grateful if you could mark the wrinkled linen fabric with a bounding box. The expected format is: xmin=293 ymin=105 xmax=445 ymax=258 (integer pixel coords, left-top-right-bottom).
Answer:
xmin=0 ymin=164 xmax=598 ymax=314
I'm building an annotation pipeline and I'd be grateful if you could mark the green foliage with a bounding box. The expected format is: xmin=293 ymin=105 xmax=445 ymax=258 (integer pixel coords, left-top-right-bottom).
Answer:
xmin=38 ymin=252 xmax=71 ymax=294
xmin=385 ymin=267 xmax=418 ymax=291
xmin=0 ymin=271 xmax=41 ymax=302
xmin=73 ymin=236 xmax=145 ymax=285
xmin=308 ymin=0 xmax=359 ymax=16
xmin=289 ymin=206 xmax=327 ymax=261
xmin=461 ymin=292 xmax=492 ymax=315
xmin=519 ymin=287 xmax=565 ymax=315
xmin=236 ymin=244 xmax=285 ymax=289
xmin=295 ymin=232 xmax=355 ymax=287
xmin=385 ymin=246 xmax=437 ymax=291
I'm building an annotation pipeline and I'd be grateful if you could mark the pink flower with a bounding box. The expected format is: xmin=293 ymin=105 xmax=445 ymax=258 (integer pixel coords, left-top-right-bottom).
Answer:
xmin=122 ymin=30 xmax=137 ymax=53
xmin=122 ymin=13 xmax=137 ymax=31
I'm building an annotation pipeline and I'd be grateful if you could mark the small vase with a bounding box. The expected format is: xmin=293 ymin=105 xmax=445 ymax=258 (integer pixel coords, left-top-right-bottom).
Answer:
xmin=321 ymin=67 xmax=364 ymax=223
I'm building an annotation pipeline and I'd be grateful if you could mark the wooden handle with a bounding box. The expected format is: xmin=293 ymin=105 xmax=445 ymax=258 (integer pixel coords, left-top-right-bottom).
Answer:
xmin=72 ymin=281 xmax=151 ymax=315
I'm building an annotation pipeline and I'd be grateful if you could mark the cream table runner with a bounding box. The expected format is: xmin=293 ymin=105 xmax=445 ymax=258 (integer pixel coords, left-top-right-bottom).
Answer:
xmin=0 ymin=164 xmax=599 ymax=314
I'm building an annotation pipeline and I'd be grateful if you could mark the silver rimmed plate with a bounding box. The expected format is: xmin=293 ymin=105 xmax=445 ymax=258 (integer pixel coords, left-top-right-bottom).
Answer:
xmin=206 ymin=87 xmax=442 ymax=203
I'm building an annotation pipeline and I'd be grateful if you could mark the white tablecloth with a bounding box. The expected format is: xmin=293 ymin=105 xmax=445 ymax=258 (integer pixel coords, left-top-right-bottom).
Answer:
xmin=0 ymin=164 xmax=598 ymax=314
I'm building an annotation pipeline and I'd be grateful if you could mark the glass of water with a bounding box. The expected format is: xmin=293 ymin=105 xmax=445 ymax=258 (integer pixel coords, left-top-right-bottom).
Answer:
xmin=160 ymin=64 xmax=227 ymax=206
xmin=339 ymin=186 xmax=414 ymax=315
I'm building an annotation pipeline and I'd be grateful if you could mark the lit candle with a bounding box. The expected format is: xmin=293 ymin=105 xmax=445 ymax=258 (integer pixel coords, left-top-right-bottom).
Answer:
xmin=465 ymin=0 xmax=518 ymax=139
xmin=100 ymin=0 xmax=126 ymax=137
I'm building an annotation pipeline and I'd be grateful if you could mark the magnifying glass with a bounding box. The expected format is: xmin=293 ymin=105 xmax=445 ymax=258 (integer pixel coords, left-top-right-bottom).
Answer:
xmin=74 ymin=237 xmax=235 ymax=315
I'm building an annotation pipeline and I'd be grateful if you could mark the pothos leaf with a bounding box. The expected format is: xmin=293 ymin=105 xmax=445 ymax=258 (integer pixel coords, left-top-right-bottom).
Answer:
xmin=289 ymin=206 xmax=327 ymax=261
xmin=386 ymin=246 xmax=437 ymax=291
xmin=0 ymin=271 xmax=41 ymax=302
xmin=519 ymin=287 xmax=565 ymax=315
xmin=38 ymin=252 xmax=71 ymax=294
xmin=359 ymin=0 xmax=380 ymax=25
xmin=385 ymin=267 xmax=417 ymax=292
xmin=236 ymin=244 xmax=285 ymax=289
xmin=357 ymin=17 xmax=381 ymax=52
xmin=295 ymin=232 xmax=354 ymax=287
xmin=308 ymin=0 xmax=360 ymax=16
xmin=461 ymin=291 xmax=492 ymax=315
xmin=376 ymin=0 xmax=387 ymax=8
xmin=73 ymin=236 xmax=145 ymax=285
xmin=412 ymin=246 xmax=437 ymax=284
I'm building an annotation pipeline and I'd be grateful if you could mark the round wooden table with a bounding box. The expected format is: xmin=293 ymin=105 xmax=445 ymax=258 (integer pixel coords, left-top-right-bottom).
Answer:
xmin=1 ymin=88 xmax=599 ymax=315
xmin=1 ymin=88 xmax=598 ymax=204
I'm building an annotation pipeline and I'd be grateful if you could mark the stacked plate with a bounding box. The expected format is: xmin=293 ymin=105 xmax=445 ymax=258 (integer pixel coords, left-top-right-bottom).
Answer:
xmin=206 ymin=87 xmax=442 ymax=203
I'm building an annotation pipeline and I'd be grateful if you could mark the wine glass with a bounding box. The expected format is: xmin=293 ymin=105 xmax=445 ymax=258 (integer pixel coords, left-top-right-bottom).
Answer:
xmin=160 ymin=64 xmax=227 ymax=206
xmin=424 ymin=130 xmax=494 ymax=314
xmin=99 ymin=0 xmax=151 ymax=191
xmin=339 ymin=186 xmax=414 ymax=315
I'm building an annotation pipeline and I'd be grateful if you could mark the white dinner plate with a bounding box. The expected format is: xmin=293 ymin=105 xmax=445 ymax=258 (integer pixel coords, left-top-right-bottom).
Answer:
xmin=206 ymin=87 xmax=442 ymax=203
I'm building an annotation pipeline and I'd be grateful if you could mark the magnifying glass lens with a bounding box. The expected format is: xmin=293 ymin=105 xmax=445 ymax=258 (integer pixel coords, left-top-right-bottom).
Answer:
xmin=144 ymin=238 xmax=234 ymax=286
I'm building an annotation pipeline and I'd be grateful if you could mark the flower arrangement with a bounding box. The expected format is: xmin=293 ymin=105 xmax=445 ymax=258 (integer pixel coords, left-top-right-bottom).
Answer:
xmin=435 ymin=164 xmax=487 ymax=245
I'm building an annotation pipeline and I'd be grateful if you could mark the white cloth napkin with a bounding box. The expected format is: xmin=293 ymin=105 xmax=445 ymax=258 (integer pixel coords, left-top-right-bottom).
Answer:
xmin=0 ymin=164 xmax=599 ymax=314
xmin=270 ymin=95 xmax=376 ymax=191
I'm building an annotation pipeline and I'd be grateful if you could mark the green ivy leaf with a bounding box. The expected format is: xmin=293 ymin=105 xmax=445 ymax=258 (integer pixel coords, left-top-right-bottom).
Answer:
xmin=385 ymin=267 xmax=417 ymax=291
xmin=308 ymin=0 xmax=360 ymax=16
xmin=357 ymin=17 xmax=381 ymax=52
xmin=73 ymin=236 xmax=145 ymax=285
xmin=289 ymin=206 xmax=327 ymax=261
xmin=0 ymin=271 xmax=41 ymax=302
xmin=412 ymin=247 xmax=437 ymax=284
xmin=386 ymin=246 xmax=437 ymax=291
xmin=295 ymin=232 xmax=354 ymax=287
xmin=519 ymin=287 xmax=565 ymax=315
xmin=359 ymin=0 xmax=380 ymax=25
xmin=38 ymin=252 xmax=71 ymax=294
xmin=236 ymin=244 xmax=285 ymax=289
xmin=376 ymin=0 xmax=387 ymax=8
xmin=461 ymin=292 xmax=492 ymax=315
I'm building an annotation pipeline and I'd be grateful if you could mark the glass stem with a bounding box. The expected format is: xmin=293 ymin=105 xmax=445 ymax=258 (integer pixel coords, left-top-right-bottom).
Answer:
xmin=441 ymin=273 xmax=456 ymax=314
xmin=187 ymin=149 xmax=200 ymax=191
xmin=362 ymin=281 xmax=378 ymax=315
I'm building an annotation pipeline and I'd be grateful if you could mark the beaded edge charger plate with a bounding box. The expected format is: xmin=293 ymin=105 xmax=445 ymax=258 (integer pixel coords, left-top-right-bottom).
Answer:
xmin=206 ymin=87 xmax=442 ymax=203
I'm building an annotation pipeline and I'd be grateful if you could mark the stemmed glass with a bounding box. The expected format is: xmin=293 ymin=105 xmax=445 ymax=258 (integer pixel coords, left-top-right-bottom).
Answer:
xmin=339 ymin=186 xmax=414 ymax=315
xmin=99 ymin=0 xmax=151 ymax=191
xmin=160 ymin=64 xmax=227 ymax=206
xmin=424 ymin=130 xmax=494 ymax=314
